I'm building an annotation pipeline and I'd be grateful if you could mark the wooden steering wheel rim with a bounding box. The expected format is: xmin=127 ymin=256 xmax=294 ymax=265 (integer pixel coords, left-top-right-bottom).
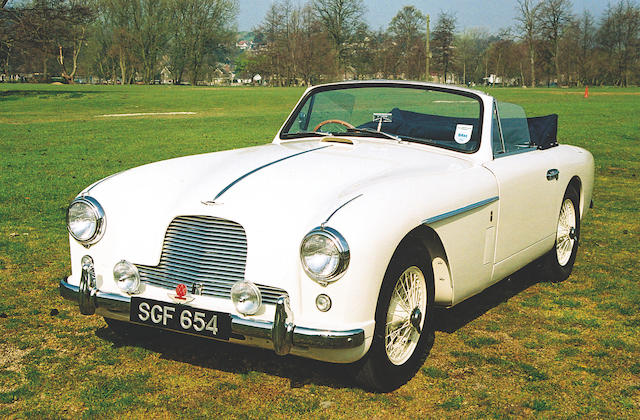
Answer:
xmin=313 ymin=119 xmax=355 ymax=132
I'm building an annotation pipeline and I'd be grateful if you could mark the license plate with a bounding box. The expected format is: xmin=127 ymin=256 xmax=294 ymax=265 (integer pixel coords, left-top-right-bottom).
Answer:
xmin=130 ymin=297 xmax=231 ymax=340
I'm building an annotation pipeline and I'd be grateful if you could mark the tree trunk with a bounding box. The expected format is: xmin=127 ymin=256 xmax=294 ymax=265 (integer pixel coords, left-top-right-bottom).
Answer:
xmin=119 ymin=50 xmax=126 ymax=85
xmin=554 ymin=40 xmax=560 ymax=84
xmin=463 ymin=61 xmax=466 ymax=85
xmin=529 ymin=45 xmax=535 ymax=87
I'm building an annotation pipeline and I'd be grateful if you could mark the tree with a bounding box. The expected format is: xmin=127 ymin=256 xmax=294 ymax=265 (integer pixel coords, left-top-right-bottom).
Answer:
xmin=54 ymin=1 xmax=95 ymax=83
xmin=598 ymin=0 xmax=640 ymax=86
xmin=312 ymin=0 xmax=364 ymax=74
xmin=432 ymin=11 xmax=456 ymax=83
xmin=1 ymin=0 xmax=94 ymax=82
xmin=293 ymin=4 xmax=335 ymax=84
xmin=168 ymin=0 xmax=237 ymax=84
xmin=98 ymin=0 xmax=172 ymax=84
xmin=538 ymin=0 xmax=573 ymax=84
xmin=388 ymin=5 xmax=426 ymax=79
xmin=560 ymin=11 xmax=595 ymax=85
xmin=251 ymin=0 xmax=336 ymax=86
xmin=455 ymin=29 xmax=490 ymax=85
xmin=516 ymin=0 xmax=540 ymax=87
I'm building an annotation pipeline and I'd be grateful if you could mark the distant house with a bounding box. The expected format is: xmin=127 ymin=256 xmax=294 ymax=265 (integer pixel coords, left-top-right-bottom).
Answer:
xmin=160 ymin=67 xmax=173 ymax=85
xmin=484 ymin=74 xmax=502 ymax=85
xmin=236 ymin=40 xmax=252 ymax=50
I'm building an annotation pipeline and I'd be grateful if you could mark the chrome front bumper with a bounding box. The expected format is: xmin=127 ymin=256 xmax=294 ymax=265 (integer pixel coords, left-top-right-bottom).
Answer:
xmin=59 ymin=274 xmax=364 ymax=355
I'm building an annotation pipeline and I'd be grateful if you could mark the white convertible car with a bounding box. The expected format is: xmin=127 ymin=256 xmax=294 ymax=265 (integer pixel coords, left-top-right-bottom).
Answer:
xmin=60 ymin=81 xmax=594 ymax=391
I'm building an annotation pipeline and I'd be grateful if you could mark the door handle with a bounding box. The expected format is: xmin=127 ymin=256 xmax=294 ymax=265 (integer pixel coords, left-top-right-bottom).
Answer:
xmin=546 ymin=169 xmax=559 ymax=181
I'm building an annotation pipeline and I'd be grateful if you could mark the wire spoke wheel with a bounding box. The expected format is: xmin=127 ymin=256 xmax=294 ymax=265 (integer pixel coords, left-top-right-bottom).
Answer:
xmin=556 ymin=198 xmax=576 ymax=267
xmin=385 ymin=266 xmax=427 ymax=365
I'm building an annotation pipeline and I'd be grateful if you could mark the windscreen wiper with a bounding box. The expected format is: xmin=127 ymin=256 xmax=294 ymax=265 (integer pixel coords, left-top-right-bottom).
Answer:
xmin=345 ymin=127 xmax=401 ymax=141
xmin=280 ymin=131 xmax=330 ymax=139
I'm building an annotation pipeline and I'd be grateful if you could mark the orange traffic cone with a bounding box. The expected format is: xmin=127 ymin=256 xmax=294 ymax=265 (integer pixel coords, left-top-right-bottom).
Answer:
xmin=584 ymin=85 xmax=589 ymax=98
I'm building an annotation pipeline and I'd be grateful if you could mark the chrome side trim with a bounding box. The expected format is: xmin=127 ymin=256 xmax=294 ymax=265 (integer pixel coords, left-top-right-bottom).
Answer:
xmin=423 ymin=196 xmax=499 ymax=225
xmin=59 ymin=278 xmax=364 ymax=350
xmin=212 ymin=145 xmax=331 ymax=201
xmin=322 ymin=194 xmax=363 ymax=226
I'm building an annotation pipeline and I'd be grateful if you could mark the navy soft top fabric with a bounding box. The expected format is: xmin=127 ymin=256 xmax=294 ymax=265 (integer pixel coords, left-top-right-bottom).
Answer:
xmin=358 ymin=108 xmax=558 ymax=150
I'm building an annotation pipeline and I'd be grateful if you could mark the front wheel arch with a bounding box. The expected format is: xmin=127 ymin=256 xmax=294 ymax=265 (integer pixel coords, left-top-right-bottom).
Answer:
xmin=352 ymin=238 xmax=436 ymax=391
xmin=396 ymin=225 xmax=453 ymax=307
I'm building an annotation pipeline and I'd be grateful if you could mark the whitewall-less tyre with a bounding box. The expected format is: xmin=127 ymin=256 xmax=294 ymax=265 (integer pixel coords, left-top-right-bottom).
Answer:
xmin=542 ymin=186 xmax=581 ymax=282
xmin=354 ymin=241 xmax=435 ymax=392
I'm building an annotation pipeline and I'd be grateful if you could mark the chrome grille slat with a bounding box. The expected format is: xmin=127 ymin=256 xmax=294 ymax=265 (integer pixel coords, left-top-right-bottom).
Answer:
xmin=161 ymin=243 xmax=247 ymax=262
xmin=168 ymin=221 xmax=246 ymax=235
xmin=158 ymin=251 xmax=247 ymax=270
xmin=165 ymin=230 xmax=248 ymax=246
xmin=136 ymin=216 xmax=286 ymax=304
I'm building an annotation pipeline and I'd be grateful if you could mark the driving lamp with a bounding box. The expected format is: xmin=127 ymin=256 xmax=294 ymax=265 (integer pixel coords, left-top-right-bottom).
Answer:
xmin=231 ymin=281 xmax=262 ymax=315
xmin=113 ymin=260 xmax=141 ymax=294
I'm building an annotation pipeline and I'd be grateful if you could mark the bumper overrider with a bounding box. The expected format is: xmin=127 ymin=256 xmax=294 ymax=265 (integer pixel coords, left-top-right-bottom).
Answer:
xmin=59 ymin=263 xmax=365 ymax=356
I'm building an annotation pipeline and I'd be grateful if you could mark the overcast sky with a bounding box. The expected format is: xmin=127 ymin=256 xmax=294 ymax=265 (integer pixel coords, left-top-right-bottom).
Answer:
xmin=237 ymin=0 xmax=610 ymax=32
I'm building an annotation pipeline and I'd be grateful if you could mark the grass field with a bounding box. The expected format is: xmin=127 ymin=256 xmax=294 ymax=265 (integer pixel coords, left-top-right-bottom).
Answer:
xmin=1 ymin=83 xmax=639 ymax=418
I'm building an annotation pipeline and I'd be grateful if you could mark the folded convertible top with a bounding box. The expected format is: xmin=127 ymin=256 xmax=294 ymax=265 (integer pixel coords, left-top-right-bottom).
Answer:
xmin=358 ymin=109 xmax=559 ymax=151
xmin=527 ymin=114 xmax=558 ymax=150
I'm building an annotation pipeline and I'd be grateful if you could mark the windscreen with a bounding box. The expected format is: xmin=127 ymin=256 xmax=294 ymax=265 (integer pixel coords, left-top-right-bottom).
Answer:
xmin=282 ymin=85 xmax=482 ymax=153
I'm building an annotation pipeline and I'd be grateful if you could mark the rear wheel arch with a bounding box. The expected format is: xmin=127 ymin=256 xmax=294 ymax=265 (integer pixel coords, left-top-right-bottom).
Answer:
xmin=567 ymin=176 xmax=583 ymax=216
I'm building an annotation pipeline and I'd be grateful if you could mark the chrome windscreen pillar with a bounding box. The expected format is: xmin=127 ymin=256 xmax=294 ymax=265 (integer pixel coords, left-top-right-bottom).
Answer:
xmin=78 ymin=256 xmax=97 ymax=315
xmin=272 ymin=295 xmax=294 ymax=355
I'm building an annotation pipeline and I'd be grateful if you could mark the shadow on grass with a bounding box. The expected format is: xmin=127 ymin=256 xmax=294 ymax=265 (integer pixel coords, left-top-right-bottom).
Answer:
xmin=95 ymin=321 xmax=356 ymax=390
xmin=0 ymin=90 xmax=105 ymax=101
xmin=434 ymin=264 xmax=542 ymax=333
xmin=93 ymin=263 xmax=543 ymax=390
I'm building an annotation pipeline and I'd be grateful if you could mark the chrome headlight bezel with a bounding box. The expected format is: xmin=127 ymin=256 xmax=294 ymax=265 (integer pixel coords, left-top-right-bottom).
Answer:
xmin=66 ymin=195 xmax=106 ymax=246
xmin=300 ymin=226 xmax=350 ymax=285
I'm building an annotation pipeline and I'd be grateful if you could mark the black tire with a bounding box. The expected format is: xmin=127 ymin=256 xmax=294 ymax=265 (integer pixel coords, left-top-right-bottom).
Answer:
xmin=353 ymin=241 xmax=435 ymax=392
xmin=541 ymin=186 xmax=581 ymax=282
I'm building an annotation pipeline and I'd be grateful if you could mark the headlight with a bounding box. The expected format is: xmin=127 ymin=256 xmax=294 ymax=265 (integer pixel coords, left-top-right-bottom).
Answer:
xmin=66 ymin=196 xmax=106 ymax=246
xmin=231 ymin=281 xmax=262 ymax=315
xmin=300 ymin=226 xmax=350 ymax=284
xmin=113 ymin=260 xmax=141 ymax=294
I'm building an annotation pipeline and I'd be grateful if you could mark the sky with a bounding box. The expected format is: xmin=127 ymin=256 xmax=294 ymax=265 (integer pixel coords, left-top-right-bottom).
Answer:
xmin=237 ymin=0 xmax=611 ymax=32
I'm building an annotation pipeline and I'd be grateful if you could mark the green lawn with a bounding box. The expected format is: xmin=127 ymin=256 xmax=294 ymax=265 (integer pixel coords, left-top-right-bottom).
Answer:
xmin=1 ymin=83 xmax=639 ymax=418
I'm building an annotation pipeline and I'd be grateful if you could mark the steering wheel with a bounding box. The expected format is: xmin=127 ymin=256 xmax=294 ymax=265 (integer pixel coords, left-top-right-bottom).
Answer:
xmin=313 ymin=119 xmax=355 ymax=132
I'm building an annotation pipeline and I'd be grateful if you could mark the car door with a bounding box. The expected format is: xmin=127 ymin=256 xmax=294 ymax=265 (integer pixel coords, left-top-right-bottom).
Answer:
xmin=483 ymin=101 xmax=561 ymax=280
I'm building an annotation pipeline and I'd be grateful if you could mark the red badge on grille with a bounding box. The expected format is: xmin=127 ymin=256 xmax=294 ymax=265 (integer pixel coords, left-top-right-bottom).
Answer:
xmin=175 ymin=283 xmax=187 ymax=300
xmin=168 ymin=283 xmax=193 ymax=304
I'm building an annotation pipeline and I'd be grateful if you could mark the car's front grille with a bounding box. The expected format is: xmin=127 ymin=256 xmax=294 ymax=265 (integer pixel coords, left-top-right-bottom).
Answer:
xmin=136 ymin=215 xmax=286 ymax=304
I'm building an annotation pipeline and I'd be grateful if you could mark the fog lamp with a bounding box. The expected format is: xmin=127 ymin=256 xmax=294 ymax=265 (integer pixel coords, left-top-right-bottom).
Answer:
xmin=113 ymin=260 xmax=140 ymax=294
xmin=231 ymin=281 xmax=262 ymax=315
